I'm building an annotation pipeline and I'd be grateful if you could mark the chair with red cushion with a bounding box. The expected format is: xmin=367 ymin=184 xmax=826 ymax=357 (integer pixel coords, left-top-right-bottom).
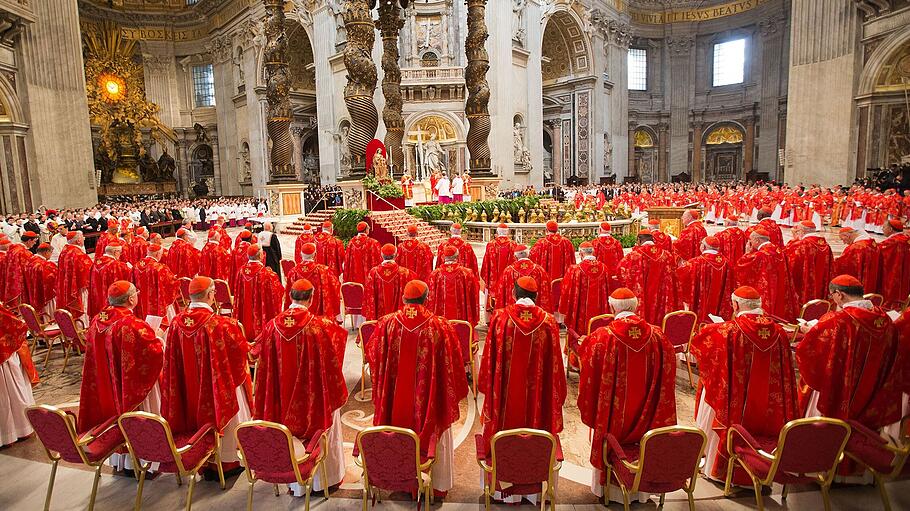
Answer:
xmin=587 ymin=313 xmax=614 ymax=336
xmin=799 ymin=299 xmax=831 ymax=323
xmin=662 ymin=311 xmax=698 ymax=388
xmin=550 ymin=278 xmax=562 ymax=316
xmin=354 ymin=426 xmax=435 ymax=509
xmin=565 ymin=314 xmax=614 ymax=379
xmin=19 ymin=303 xmax=62 ymax=369
xmin=844 ymin=418 xmax=910 ymax=511
xmin=235 ymin=421 xmax=329 ymax=511
xmin=864 ymin=293 xmax=885 ymax=308
xmin=26 ymin=404 xmax=125 ymax=511
xmin=450 ymin=319 xmax=479 ymax=400
xmin=603 ymin=426 xmax=706 ymax=511
xmin=724 ymin=417 xmax=851 ymax=511
xmin=177 ymin=277 xmax=192 ymax=309
xmin=341 ymin=282 xmax=364 ymax=328
xmin=213 ymin=279 xmax=233 ymax=316
xmin=280 ymin=259 xmax=295 ymax=279
xmin=118 ymin=412 xmax=224 ymax=511
xmin=355 ymin=320 xmax=377 ymax=402
xmin=53 ymin=308 xmax=86 ymax=374
xmin=475 ymin=428 xmax=563 ymax=511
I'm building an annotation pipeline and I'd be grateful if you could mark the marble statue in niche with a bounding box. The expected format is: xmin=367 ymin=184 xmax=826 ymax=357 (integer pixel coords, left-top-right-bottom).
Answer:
xmin=514 ymin=122 xmax=532 ymax=172
xmin=512 ymin=0 xmax=526 ymax=46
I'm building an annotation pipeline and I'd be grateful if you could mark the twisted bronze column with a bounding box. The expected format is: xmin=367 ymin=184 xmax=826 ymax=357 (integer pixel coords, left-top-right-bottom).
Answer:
xmin=378 ymin=0 xmax=405 ymax=175
xmin=342 ymin=0 xmax=379 ymax=177
xmin=263 ymin=0 xmax=295 ymax=180
xmin=465 ymin=0 xmax=492 ymax=176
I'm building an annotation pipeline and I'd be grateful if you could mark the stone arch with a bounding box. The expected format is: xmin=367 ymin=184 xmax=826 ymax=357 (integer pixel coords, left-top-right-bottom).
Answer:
xmin=256 ymin=21 xmax=316 ymax=90
xmin=701 ymin=121 xmax=746 ymax=145
xmin=859 ymin=25 xmax=910 ymax=95
xmin=541 ymin=8 xmax=592 ymax=82
xmin=632 ymin=125 xmax=658 ymax=147
xmin=0 ymin=73 xmax=24 ymax=124
xmin=403 ymin=110 xmax=465 ymax=142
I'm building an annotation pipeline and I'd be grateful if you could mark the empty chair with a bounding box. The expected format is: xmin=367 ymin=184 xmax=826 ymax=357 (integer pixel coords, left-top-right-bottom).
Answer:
xmin=844 ymin=418 xmax=910 ymax=511
xmin=341 ymin=282 xmax=364 ymax=328
xmin=280 ymin=259 xmax=295 ymax=279
xmin=52 ymin=309 xmax=85 ymax=373
xmin=799 ymin=299 xmax=832 ymax=323
xmin=213 ymin=279 xmax=233 ymax=316
xmin=450 ymin=320 xmax=479 ymax=398
xmin=663 ymin=311 xmax=698 ymax=388
xmin=354 ymin=426 xmax=435 ymax=509
xmin=18 ymin=304 xmax=62 ymax=368
xmin=475 ymin=428 xmax=562 ymax=510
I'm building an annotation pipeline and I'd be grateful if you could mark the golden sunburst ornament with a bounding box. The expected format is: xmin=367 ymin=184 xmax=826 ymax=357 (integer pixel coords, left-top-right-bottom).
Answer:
xmin=99 ymin=73 xmax=125 ymax=102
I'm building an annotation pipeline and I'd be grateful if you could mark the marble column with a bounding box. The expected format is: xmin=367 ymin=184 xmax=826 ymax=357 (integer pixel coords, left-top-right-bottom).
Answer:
xmin=378 ymin=0 xmax=405 ymax=174
xmin=547 ymin=119 xmax=562 ymax=185
xmin=691 ymin=122 xmax=704 ymax=182
xmin=311 ymin=6 xmax=341 ymax=185
xmin=342 ymin=0 xmax=379 ymax=177
xmin=628 ymin=122 xmax=636 ymax=179
xmin=466 ymin=0 xmax=493 ymax=177
xmin=743 ymin=116 xmax=755 ymax=177
xmin=757 ymin=13 xmax=787 ymax=178
xmin=141 ymin=49 xmax=178 ymax=129
xmin=658 ymin=122 xmax=669 ymax=182
xmin=666 ymin=35 xmax=695 ymax=176
xmin=596 ymin=17 xmax=633 ymax=183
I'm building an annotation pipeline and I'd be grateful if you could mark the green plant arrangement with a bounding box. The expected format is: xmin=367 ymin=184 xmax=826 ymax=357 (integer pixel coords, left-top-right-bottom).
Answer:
xmin=331 ymin=208 xmax=368 ymax=242
xmin=362 ymin=175 xmax=404 ymax=199
xmin=408 ymin=197 xmax=542 ymax=224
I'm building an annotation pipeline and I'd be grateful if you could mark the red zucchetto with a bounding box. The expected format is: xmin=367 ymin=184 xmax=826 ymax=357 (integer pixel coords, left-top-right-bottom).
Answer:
xmin=402 ymin=280 xmax=428 ymax=300
xmin=516 ymin=276 xmax=538 ymax=292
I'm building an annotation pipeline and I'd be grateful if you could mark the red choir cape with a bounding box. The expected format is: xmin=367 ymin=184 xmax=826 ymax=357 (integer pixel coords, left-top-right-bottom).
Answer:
xmin=94 ymin=232 xmax=119 ymax=258
xmin=878 ymin=233 xmax=910 ymax=305
xmin=715 ymin=226 xmax=747 ymax=266
xmin=77 ymin=306 xmax=163 ymax=432
xmin=735 ymin=243 xmax=797 ymax=322
xmin=558 ymin=258 xmax=612 ymax=335
xmin=480 ymin=236 xmax=517 ymax=287
xmin=343 ymin=235 xmax=381 ymax=285
xmin=363 ymin=262 xmax=417 ymax=320
xmin=746 ymin=219 xmax=784 ymax=247
xmin=676 ymin=251 xmax=735 ymax=322
xmin=426 ymin=261 xmax=480 ymax=326
xmin=233 ymin=261 xmax=284 ymax=342
xmin=24 ymin=256 xmax=57 ymax=311
xmin=784 ymin=235 xmax=833 ymax=306
xmin=651 ymin=231 xmax=673 ymax=252
xmin=592 ymin=235 xmax=624 ymax=270
xmin=397 ymin=239 xmax=434 ymax=282
xmin=124 ymin=237 xmax=149 ymax=266
xmin=313 ymin=231 xmax=345 ymax=277
xmin=365 ymin=303 xmax=468 ymax=450
xmin=211 ymin=226 xmax=232 ymax=251
xmin=576 ymin=315 xmax=677 ymax=475
xmin=132 ymin=257 xmax=177 ymax=319
xmin=55 ymin=245 xmax=92 ymax=315
xmin=673 ymin=221 xmax=708 ymax=261
xmin=690 ymin=314 xmax=800 ymax=480
xmin=162 ymin=307 xmax=250 ymax=434
xmin=0 ymin=304 xmax=38 ymax=384
xmin=252 ymin=307 xmax=348 ymax=440
xmin=834 ymin=238 xmax=880 ymax=294
xmin=284 ymin=261 xmax=341 ymax=318
xmin=618 ymin=244 xmax=679 ymax=325
xmin=435 ymin=237 xmax=479 ymax=277
xmin=230 ymin=240 xmax=258 ymax=291
xmin=165 ymin=238 xmax=201 ymax=279
xmin=2 ymin=244 xmax=30 ymax=304
xmin=897 ymin=311 xmax=910 ymax=394
xmin=479 ymin=304 xmax=566 ymax=446
xmin=199 ymin=241 xmax=233 ymax=281
xmin=529 ymin=233 xmax=576 ymax=281
xmin=294 ymin=234 xmax=317 ymax=263
xmin=494 ymin=259 xmax=552 ymax=312
xmin=87 ymin=256 xmax=132 ymax=318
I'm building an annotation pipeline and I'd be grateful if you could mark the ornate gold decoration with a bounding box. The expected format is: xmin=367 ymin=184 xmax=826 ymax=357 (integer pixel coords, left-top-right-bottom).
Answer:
xmin=406 ymin=115 xmax=458 ymax=144
xmin=705 ymin=125 xmax=744 ymax=145
xmin=287 ymin=25 xmax=316 ymax=91
xmin=405 ymin=307 xmax=418 ymax=318
xmin=378 ymin=1 xmax=405 ymax=173
xmin=283 ymin=316 xmax=296 ymax=327
xmin=874 ymin=40 xmax=910 ymax=92
xmin=634 ymin=129 xmax=654 ymax=148
xmin=263 ymin=0 xmax=295 ymax=179
xmin=465 ymin=0 xmax=492 ymax=176
xmin=519 ymin=310 xmax=533 ymax=322
xmin=629 ymin=327 xmax=641 ymax=339
xmin=343 ymin=0 xmax=379 ymax=176
xmin=627 ymin=0 xmax=773 ymax=25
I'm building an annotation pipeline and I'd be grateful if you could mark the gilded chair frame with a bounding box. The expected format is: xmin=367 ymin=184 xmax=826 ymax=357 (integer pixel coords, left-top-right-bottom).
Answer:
xmin=213 ymin=279 xmax=234 ymax=316
xmin=603 ymin=425 xmax=706 ymax=511
xmin=799 ymin=299 xmax=831 ymax=320
xmin=341 ymin=282 xmax=365 ymax=328
xmin=356 ymin=320 xmax=378 ymax=402
xmin=863 ymin=293 xmax=884 ymax=307
xmin=723 ymin=417 xmax=851 ymax=511
xmin=477 ymin=428 xmax=560 ymax=511
xmin=354 ymin=425 xmax=434 ymax=511
xmin=176 ymin=277 xmax=192 ymax=310
xmin=18 ymin=303 xmax=62 ymax=366
xmin=117 ymin=411 xmax=225 ymax=511
xmin=662 ymin=310 xmax=698 ymax=389
xmin=587 ymin=313 xmax=615 ymax=336
xmin=235 ymin=420 xmax=329 ymax=511
xmin=53 ymin=308 xmax=86 ymax=374
xmin=449 ymin=319 xmax=480 ymax=400
xmin=845 ymin=417 xmax=910 ymax=511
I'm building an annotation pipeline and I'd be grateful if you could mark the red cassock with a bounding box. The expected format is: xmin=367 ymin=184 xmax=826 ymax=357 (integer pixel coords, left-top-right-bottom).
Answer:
xmin=784 ymin=236 xmax=833 ymax=306
xmin=397 ymin=239 xmax=434 ymax=282
xmin=165 ymin=238 xmax=201 ymax=279
xmin=559 ymin=258 xmax=612 ymax=336
xmin=897 ymin=311 xmax=910 ymax=395
xmin=77 ymin=306 xmax=163 ymax=433
xmin=132 ymin=256 xmax=177 ymax=319
xmin=343 ymin=235 xmax=381 ymax=285
xmin=618 ymin=244 xmax=679 ymax=326
xmin=690 ymin=314 xmax=799 ymax=480
xmin=479 ymin=304 xmax=566 ymax=446
xmin=123 ymin=237 xmax=148 ymax=266
xmin=213 ymin=226 xmax=232 ymax=251
xmin=426 ymin=261 xmax=480 ymax=326
xmin=252 ymin=308 xmax=348 ymax=440
xmin=673 ymin=221 xmax=708 ymax=261
xmin=313 ymin=231 xmax=345 ymax=277
xmin=735 ymin=243 xmax=797 ymax=322
xmin=878 ymin=233 xmax=910 ymax=306
xmin=576 ymin=315 xmax=677 ymax=478
xmin=363 ymin=262 xmax=417 ymax=320
xmin=284 ymin=261 xmax=341 ymax=318
xmin=833 ymin=238 xmax=881 ymax=294
xmin=233 ymin=261 xmax=284 ymax=342
xmin=55 ymin=245 xmax=92 ymax=315
xmin=676 ymin=251 xmax=735 ymax=322
xmin=230 ymin=241 xmax=255 ymax=292
xmin=23 ymin=256 xmax=57 ymax=312
xmin=161 ymin=308 xmax=251 ymax=434
xmin=714 ymin=226 xmax=747 ymax=265
xmin=365 ymin=303 xmax=468 ymax=449
xmin=2 ymin=244 xmax=30 ymax=304
xmin=94 ymin=232 xmax=119 ymax=258
xmin=651 ymin=231 xmax=673 ymax=253
xmin=435 ymin=237 xmax=479 ymax=277
xmin=294 ymin=234 xmax=317 ymax=264
xmin=87 ymin=256 xmax=132 ymax=319
xmin=529 ymin=233 xmax=576 ymax=281
xmin=480 ymin=236 xmax=517 ymax=288
xmin=796 ymin=306 xmax=907 ymax=430
xmin=746 ymin=219 xmax=784 ymax=247
xmin=494 ymin=259 xmax=552 ymax=312
xmin=592 ymin=235 xmax=624 ymax=270
xmin=0 ymin=304 xmax=38 ymax=384
xmin=199 ymin=242 xmax=233 ymax=282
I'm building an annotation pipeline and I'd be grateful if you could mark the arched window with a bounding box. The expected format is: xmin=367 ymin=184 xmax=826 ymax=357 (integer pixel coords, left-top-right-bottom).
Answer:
xmin=421 ymin=51 xmax=439 ymax=68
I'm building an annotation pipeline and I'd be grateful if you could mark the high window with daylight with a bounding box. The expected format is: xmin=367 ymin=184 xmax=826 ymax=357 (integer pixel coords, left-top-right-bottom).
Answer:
xmin=712 ymin=38 xmax=746 ymax=87
xmin=192 ymin=64 xmax=216 ymax=107
xmin=628 ymin=48 xmax=647 ymax=91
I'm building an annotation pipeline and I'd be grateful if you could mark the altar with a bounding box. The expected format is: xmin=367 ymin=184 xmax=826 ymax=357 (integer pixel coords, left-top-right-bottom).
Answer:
xmin=264 ymin=183 xmax=307 ymax=217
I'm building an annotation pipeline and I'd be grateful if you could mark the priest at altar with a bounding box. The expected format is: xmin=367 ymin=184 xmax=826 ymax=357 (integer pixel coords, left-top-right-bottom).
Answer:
xmin=426 ymin=245 xmax=480 ymax=326
xmin=284 ymin=243 xmax=341 ymax=320
xmin=0 ymin=304 xmax=37 ymax=446
xmin=343 ymin=222 xmax=381 ymax=285
xmin=529 ymin=221 xmax=576 ymax=281
xmin=397 ymin=225 xmax=434 ymax=281
xmin=617 ymin=230 xmax=678 ymax=325
xmin=363 ymin=244 xmax=417 ymax=321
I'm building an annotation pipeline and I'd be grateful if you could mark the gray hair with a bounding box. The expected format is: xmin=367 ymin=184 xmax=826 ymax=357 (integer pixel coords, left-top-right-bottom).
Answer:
xmin=608 ymin=296 xmax=638 ymax=313
xmin=731 ymin=294 xmax=762 ymax=311
xmin=107 ymin=284 xmax=136 ymax=307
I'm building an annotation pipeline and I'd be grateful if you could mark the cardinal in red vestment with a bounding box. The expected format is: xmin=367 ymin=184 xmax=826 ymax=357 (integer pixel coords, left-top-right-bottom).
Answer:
xmin=132 ymin=245 xmax=178 ymax=321
xmin=211 ymin=217 xmax=233 ymax=251
xmin=745 ymin=209 xmax=784 ymax=247
xmin=645 ymin=219 xmax=673 ymax=252
xmin=0 ymin=303 xmax=36 ymax=446
xmin=94 ymin=220 xmax=120 ymax=258
xmin=559 ymin=241 xmax=612 ymax=341
xmin=426 ymin=245 xmax=480 ymax=326
xmin=435 ymin=223 xmax=479 ymax=277
xmin=162 ymin=276 xmax=252 ymax=465
xmin=576 ymin=288 xmax=677 ymax=497
xmin=364 ymin=244 xmax=417 ymax=320
xmin=397 ymin=225 xmax=434 ymax=281
xmin=314 ymin=221 xmax=345 ymax=277
xmin=165 ymin=228 xmax=201 ymax=279
xmin=199 ymin=229 xmax=233 ymax=282
xmin=494 ymin=245 xmax=552 ymax=311
xmin=592 ymin=222 xmax=624 ymax=270
xmin=481 ymin=223 xmax=517 ymax=308
xmin=878 ymin=220 xmax=910 ymax=307
xmin=253 ymin=279 xmax=348 ymax=492
xmin=233 ymin=244 xmax=284 ymax=342
xmin=149 ymin=233 xmax=168 ymax=262
xmin=735 ymin=227 xmax=797 ymax=322
xmin=784 ymin=220 xmax=833 ymax=306
xmin=343 ymin=222 xmax=381 ymax=285
xmin=87 ymin=241 xmax=132 ymax=319
xmin=230 ymin=230 xmax=257 ymax=291
xmin=617 ymin=230 xmax=679 ymax=325
xmin=833 ymin=227 xmax=880 ymax=294
xmin=673 ymin=210 xmax=708 ymax=261
xmin=1 ymin=233 xmax=36 ymax=306
xmin=364 ymin=280 xmax=468 ymax=493
xmin=123 ymin=227 xmax=149 ymax=266
xmin=530 ymin=221 xmax=577 ymax=281
xmin=24 ymin=243 xmax=57 ymax=317
xmin=714 ymin=216 xmax=748 ymax=265
xmin=677 ymin=236 xmax=736 ymax=322
xmin=284 ymin=243 xmax=341 ymax=320
xmin=293 ymin=223 xmax=317 ymax=263
xmin=55 ymin=232 xmax=92 ymax=322
xmin=690 ymin=286 xmax=799 ymax=482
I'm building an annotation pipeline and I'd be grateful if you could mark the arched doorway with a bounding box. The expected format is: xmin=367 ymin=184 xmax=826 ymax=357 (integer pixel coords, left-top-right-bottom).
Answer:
xmin=0 ymin=78 xmax=30 ymax=214
xmin=285 ymin=23 xmax=318 ymax=183
xmin=404 ymin=113 xmax=462 ymax=181
xmin=702 ymin=124 xmax=745 ymax=182
xmin=190 ymin=144 xmax=215 ymax=194
xmin=633 ymin=128 xmax=658 ymax=183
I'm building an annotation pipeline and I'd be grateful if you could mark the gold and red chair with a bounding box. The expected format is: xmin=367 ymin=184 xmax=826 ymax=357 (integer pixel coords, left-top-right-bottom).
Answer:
xmin=864 ymin=293 xmax=885 ymax=308
xmin=353 ymin=425 xmax=435 ymax=510
xmin=25 ymin=404 xmax=125 ymax=511
xmin=662 ymin=310 xmax=698 ymax=388
xmin=799 ymin=299 xmax=832 ymax=323
xmin=564 ymin=313 xmax=614 ymax=379
xmin=450 ymin=319 xmax=480 ymax=400
xmin=18 ymin=303 xmax=62 ymax=368
xmin=280 ymin=259 xmax=295 ymax=279
xmin=177 ymin=277 xmax=192 ymax=310
xmin=724 ymin=417 xmax=851 ymax=511
xmin=52 ymin=308 xmax=86 ymax=373
xmin=603 ymin=426 xmax=706 ymax=511
xmin=355 ymin=320 xmax=377 ymax=402
xmin=550 ymin=278 xmax=562 ymax=317
xmin=118 ymin=411 xmax=225 ymax=511
xmin=235 ymin=421 xmax=329 ymax=511
xmin=213 ymin=279 xmax=234 ymax=316
xmin=844 ymin=418 xmax=910 ymax=511
xmin=341 ymin=282 xmax=365 ymax=328
xmin=475 ymin=428 xmax=562 ymax=511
